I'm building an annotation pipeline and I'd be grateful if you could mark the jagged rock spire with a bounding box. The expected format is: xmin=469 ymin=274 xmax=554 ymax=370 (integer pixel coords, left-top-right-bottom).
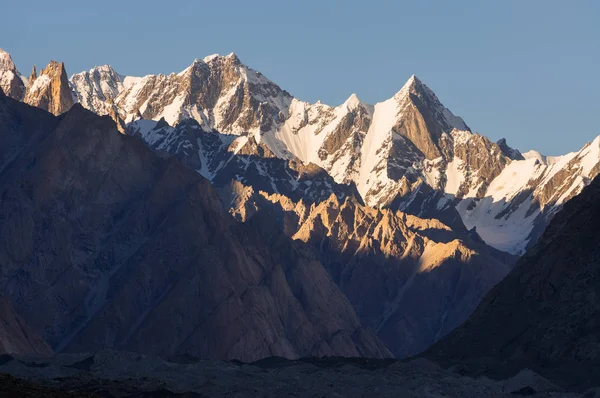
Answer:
xmin=24 ymin=61 xmax=74 ymax=115
xmin=29 ymin=65 xmax=37 ymax=82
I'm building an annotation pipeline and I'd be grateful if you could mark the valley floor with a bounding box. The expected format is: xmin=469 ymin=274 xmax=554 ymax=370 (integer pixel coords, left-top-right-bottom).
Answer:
xmin=0 ymin=351 xmax=590 ymax=397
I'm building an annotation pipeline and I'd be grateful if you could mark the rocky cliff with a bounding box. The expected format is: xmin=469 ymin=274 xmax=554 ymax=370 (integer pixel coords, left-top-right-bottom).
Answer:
xmin=24 ymin=60 xmax=74 ymax=115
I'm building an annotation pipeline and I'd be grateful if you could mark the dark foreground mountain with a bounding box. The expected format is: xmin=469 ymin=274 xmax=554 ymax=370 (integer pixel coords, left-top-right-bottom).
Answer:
xmin=425 ymin=175 xmax=600 ymax=390
xmin=0 ymin=88 xmax=389 ymax=361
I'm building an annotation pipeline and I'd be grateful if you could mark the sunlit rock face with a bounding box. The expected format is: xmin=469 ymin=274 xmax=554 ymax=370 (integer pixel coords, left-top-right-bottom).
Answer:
xmin=24 ymin=60 xmax=74 ymax=115
xmin=224 ymin=184 xmax=515 ymax=357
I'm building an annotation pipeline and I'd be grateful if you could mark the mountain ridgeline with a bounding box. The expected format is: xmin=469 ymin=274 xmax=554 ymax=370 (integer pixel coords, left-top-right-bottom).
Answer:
xmin=0 ymin=47 xmax=599 ymax=378
xmin=2 ymin=48 xmax=598 ymax=255
xmin=67 ymin=52 xmax=600 ymax=255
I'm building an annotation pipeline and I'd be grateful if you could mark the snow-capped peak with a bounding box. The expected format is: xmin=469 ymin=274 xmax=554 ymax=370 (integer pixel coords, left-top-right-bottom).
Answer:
xmin=523 ymin=150 xmax=547 ymax=164
xmin=202 ymin=52 xmax=239 ymax=64
xmin=92 ymin=64 xmax=118 ymax=74
xmin=71 ymin=64 xmax=122 ymax=79
xmin=394 ymin=74 xmax=422 ymax=98
xmin=0 ymin=48 xmax=17 ymax=71
xmin=406 ymin=73 xmax=419 ymax=86
xmin=202 ymin=54 xmax=220 ymax=63
xmin=0 ymin=49 xmax=27 ymax=100
xmin=342 ymin=93 xmax=363 ymax=109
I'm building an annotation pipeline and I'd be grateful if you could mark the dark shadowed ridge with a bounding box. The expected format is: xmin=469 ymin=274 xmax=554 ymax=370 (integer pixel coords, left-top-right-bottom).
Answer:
xmin=424 ymin=174 xmax=600 ymax=391
xmin=0 ymin=91 xmax=391 ymax=361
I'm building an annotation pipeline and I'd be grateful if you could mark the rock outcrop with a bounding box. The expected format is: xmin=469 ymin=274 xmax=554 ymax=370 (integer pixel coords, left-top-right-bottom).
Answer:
xmin=24 ymin=60 xmax=74 ymax=115
xmin=0 ymin=89 xmax=390 ymax=361
xmin=425 ymin=175 xmax=600 ymax=390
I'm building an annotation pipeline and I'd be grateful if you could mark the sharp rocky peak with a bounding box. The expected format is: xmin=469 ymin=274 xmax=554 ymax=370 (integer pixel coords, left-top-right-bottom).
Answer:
xmin=496 ymin=137 xmax=524 ymax=160
xmin=395 ymin=74 xmax=422 ymax=97
xmin=24 ymin=59 xmax=74 ymax=115
xmin=342 ymin=93 xmax=364 ymax=110
xmin=41 ymin=60 xmax=67 ymax=75
xmin=0 ymin=48 xmax=17 ymax=71
xmin=0 ymin=48 xmax=26 ymax=101
xmin=405 ymin=74 xmax=422 ymax=88
xmin=29 ymin=65 xmax=37 ymax=81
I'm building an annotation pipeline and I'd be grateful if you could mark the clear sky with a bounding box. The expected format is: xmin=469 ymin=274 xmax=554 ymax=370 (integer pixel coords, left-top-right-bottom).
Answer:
xmin=2 ymin=0 xmax=598 ymax=155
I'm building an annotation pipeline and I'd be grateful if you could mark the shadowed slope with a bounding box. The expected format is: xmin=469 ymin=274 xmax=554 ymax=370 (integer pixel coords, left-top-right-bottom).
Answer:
xmin=0 ymin=90 xmax=390 ymax=361
xmin=425 ymin=175 xmax=600 ymax=390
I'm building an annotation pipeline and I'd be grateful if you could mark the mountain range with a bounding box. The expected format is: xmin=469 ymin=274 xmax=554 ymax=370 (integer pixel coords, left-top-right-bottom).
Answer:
xmin=0 ymin=47 xmax=599 ymax=369
xmin=3 ymin=48 xmax=599 ymax=255
xmin=65 ymin=52 xmax=600 ymax=255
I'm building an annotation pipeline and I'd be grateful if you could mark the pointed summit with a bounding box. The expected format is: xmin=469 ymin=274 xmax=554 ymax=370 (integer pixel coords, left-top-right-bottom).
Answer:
xmin=0 ymin=48 xmax=26 ymax=101
xmin=395 ymin=74 xmax=427 ymax=100
xmin=0 ymin=48 xmax=17 ymax=71
xmin=29 ymin=65 xmax=37 ymax=82
xmin=226 ymin=52 xmax=241 ymax=64
xmin=390 ymin=74 xmax=470 ymax=160
xmin=343 ymin=93 xmax=362 ymax=109
xmin=496 ymin=138 xmax=524 ymax=160
xmin=24 ymin=60 xmax=74 ymax=115
xmin=406 ymin=74 xmax=421 ymax=86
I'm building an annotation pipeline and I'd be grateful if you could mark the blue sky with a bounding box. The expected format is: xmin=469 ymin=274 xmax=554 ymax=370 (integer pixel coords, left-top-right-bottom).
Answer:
xmin=2 ymin=0 xmax=598 ymax=155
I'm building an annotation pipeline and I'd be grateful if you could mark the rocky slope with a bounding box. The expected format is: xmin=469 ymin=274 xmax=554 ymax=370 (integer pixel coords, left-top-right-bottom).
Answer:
xmin=0 ymin=89 xmax=390 ymax=361
xmin=127 ymin=117 xmax=359 ymax=203
xmin=222 ymin=184 xmax=515 ymax=358
xmin=0 ymin=49 xmax=26 ymax=100
xmin=63 ymin=53 xmax=600 ymax=254
xmin=24 ymin=60 xmax=74 ymax=115
xmin=425 ymin=174 xmax=600 ymax=390
xmin=0 ymin=296 xmax=52 ymax=356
